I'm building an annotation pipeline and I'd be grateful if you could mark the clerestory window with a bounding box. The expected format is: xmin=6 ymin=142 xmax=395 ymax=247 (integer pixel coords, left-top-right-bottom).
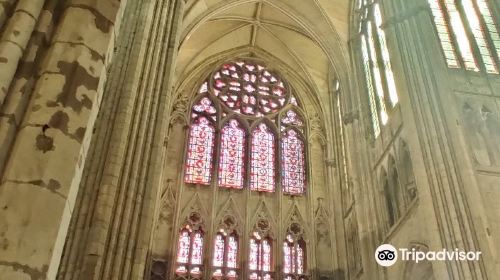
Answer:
xmin=428 ymin=0 xmax=500 ymax=74
xmin=357 ymin=0 xmax=399 ymax=138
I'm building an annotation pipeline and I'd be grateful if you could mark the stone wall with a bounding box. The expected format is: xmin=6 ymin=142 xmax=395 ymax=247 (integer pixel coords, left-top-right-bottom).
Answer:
xmin=346 ymin=0 xmax=500 ymax=279
xmin=0 ymin=0 xmax=124 ymax=279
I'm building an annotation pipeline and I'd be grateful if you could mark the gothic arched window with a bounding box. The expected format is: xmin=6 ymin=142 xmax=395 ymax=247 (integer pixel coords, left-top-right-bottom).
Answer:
xmin=212 ymin=230 xmax=239 ymax=279
xmin=356 ymin=0 xmax=399 ymax=137
xmin=428 ymin=0 xmax=499 ymax=74
xmin=283 ymin=234 xmax=307 ymax=279
xmin=249 ymin=232 xmax=273 ymax=280
xmin=250 ymin=123 xmax=276 ymax=192
xmin=184 ymin=60 xmax=308 ymax=195
xmin=175 ymin=226 xmax=205 ymax=276
xmin=218 ymin=119 xmax=246 ymax=189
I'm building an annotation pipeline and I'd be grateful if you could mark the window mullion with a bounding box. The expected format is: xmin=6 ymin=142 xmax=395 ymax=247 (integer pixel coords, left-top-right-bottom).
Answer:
xmin=371 ymin=13 xmax=394 ymax=109
xmin=442 ymin=0 xmax=480 ymax=71
xmin=428 ymin=0 xmax=461 ymax=68
xmin=360 ymin=33 xmax=381 ymax=137
xmin=456 ymin=0 xmax=498 ymax=73
xmin=366 ymin=20 xmax=389 ymax=125
xmin=473 ymin=0 xmax=500 ymax=72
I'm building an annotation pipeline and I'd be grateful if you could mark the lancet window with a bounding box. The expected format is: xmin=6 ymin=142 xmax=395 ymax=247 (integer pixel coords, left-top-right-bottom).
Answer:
xmin=356 ymin=0 xmax=399 ymax=138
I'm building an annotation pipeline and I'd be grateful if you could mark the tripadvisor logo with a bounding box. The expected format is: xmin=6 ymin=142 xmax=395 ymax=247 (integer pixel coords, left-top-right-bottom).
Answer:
xmin=375 ymin=244 xmax=398 ymax=267
xmin=375 ymin=244 xmax=482 ymax=267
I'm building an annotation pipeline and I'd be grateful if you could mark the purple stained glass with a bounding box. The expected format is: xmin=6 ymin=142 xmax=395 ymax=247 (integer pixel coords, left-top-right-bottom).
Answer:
xmin=281 ymin=130 xmax=306 ymax=194
xmin=218 ymin=119 xmax=245 ymax=188
xmin=250 ymin=123 xmax=276 ymax=192
xmin=184 ymin=117 xmax=215 ymax=185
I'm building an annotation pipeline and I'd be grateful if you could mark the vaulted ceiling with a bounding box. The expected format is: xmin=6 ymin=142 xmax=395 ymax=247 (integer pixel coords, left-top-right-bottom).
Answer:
xmin=175 ymin=0 xmax=351 ymax=107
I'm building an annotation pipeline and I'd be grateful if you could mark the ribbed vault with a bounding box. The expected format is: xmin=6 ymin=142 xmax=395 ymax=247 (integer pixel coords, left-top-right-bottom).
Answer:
xmin=176 ymin=0 xmax=351 ymax=107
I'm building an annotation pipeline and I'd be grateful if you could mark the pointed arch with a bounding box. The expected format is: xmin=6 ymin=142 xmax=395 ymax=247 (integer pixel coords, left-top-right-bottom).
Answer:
xmin=398 ymin=140 xmax=417 ymax=201
xmin=184 ymin=116 xmax=216 ymax=185
xmin=218 ymin=118 xmax=247 ymax=189
xmin=388 ymin=155 xmax=402 ymax=221
xmin=281 ymin=128 xmax=307 ymax=195
xmin=250 ymin=121 xmax=277 ymax=192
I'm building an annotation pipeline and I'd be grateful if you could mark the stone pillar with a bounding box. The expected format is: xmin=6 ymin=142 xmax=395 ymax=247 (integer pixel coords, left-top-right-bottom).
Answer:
xmin=57 ymin=0 xmax=184 ymax=279
xmin=0 ymin=0 xmax=16 ymax=31
xmin=0 ymin=0 xmax=123 ymax=279
xmin=0 ymin=0 xmax=62 ymax=180
xmin=0 ymin=0 xmax=45 ymax=105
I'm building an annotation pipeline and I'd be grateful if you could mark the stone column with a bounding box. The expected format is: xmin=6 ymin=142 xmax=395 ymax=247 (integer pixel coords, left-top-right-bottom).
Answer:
xmin=0 ymin=0 xmax=46 ymax=105
xmin=0 ymin=0 xmax=62 ymax=180
xmin=0 ymin=0 xmax=123 ymax=279
xmin=0 ymin=0 xmax=16 ymax=30
xmin=57 ymin=0 xmax=184 ymax=279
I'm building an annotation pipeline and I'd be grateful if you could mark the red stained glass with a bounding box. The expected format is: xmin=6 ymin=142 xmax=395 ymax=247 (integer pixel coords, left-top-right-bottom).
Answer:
xmin=177 ymin=230 xmax=191 ymax=264
xmin=176 ymin=228 xmax=205 ymax=276
xmin=249 ymin=235 xmax=273 ymax=279
xmin=210 ymin=61 xmax=289 ymax=116
xmin=213 ymin=233 xmax=225 ymax=267
xmin=281 ymin=110 xmax=304 ymax=128
xmin=227 ymin=235 xmax=238 ymax=268
xmin=249 ymin=238 xmax=259 ymax=270
xmin=262 ymin=239 xmax=271 ymax=272
xmin=218 ymin=119 xmax=245 ymax=188
xmin=250 ymin=123 xmax=276 ymax=192
xmin=281 ymin=130 xmax=306 ymax=194
xmin=184 ymin=117 xmax=215 ymax=185
xmin=191 ymin=232 xmax=204 ymax=265
xmin=213 ymin=231 xmax=239 ymax=278
xmin=283 ymin=235 xmax=306 ymax=277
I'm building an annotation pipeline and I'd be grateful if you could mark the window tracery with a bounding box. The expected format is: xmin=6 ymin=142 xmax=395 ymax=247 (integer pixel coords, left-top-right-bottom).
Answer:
xmin=212 ymin=216 xmax=240 ymax=279
xmin=175 ymin=213 xmax=205 ymax=278
xmin=356 ymin=0 xmax=399 ymax=138
xmin=283 ymin=223 xmax=307 ymax=280
xmin=428 ymin=0 xmax=499 ymax=73
xmin=184 ymin=60 xmax=307 ymax=194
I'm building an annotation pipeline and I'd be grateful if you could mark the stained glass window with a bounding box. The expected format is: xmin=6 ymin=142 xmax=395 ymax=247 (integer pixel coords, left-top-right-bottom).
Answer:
xmin=361 ymin=34 xmax=381 ymax=137
xmin=428 ymin=0 xmax=460 ymax=68
xmin=358 ymin=1 xmax=397 ymax=138
xmin=175 ymin=227 xmax=205 ymax=276
xmin=249 ymin=233 xmax=273 ymax=279
xmin=211 ymin=61 xmax=289 ymax=116
xmin=219 ymin=119 xmax=245 ymax=188
xmin=283 ymin=235 xmax=306 ymax=278
xmin=185 ymin=60 xmax=308 ymax=193
xmin=250 ymin=123 xmax=276 ymax=192
xmin=227 ymin=234 xmax=238 ymax=268
xmin=184 ymin=116 xmax=216 ymax=185
xmin=212 ymin=230 xmax=239 ymax=279
xmin=177 ymin=229 xmax=191 ymax=264
xmin=281 ymin=110 xmax=304 ymax=132
xmin=428 ymin=0 xmax=499 ymax=73
xmin=281 ymin=130 xmax=306 ymax=195
xmin=461 ymin=0 xmax=498 ymax=73
xmin=373 ymin=4 xmax=398 ymax=106
xmin=213 ymin=233 xmax=225 ymax=267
